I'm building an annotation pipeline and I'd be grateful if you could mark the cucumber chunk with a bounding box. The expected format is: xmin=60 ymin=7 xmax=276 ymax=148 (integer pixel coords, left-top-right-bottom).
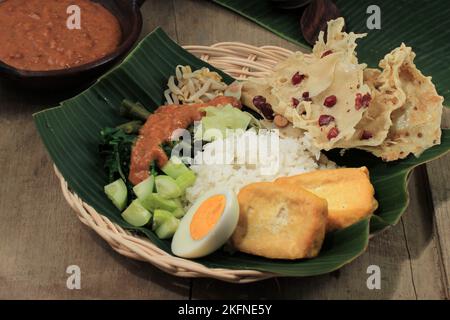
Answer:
xmin=161 ymin=157 xmax=190 ymax=179
xmin=152 ymin=209 xmax=175 ymax=231
xmin=132 ymin=176 xmax=154 ymax=200
xmin=104 ymin=179 xmax=128 ymax=211
xmin=175 ymin=171 xmax=196 ymax=192
xmin=170 ymin=198 xmax=185 ymax=218
xmin=155 ymin=175 xmax=182 ymax=199
xmin=171 ymin=207 xmax=185 ymax=219
xmin=155 ymin=216 xmax=180 ymax=239
xmin=121 ymin=200 xmax=151 ymax=227
xmin=141 ymin=193 xmax=178 ymax=212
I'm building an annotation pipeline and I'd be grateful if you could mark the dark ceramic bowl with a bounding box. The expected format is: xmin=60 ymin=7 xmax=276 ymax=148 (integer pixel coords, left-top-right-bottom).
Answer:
xmin=0 ymin=0 xmax=145 ymax=89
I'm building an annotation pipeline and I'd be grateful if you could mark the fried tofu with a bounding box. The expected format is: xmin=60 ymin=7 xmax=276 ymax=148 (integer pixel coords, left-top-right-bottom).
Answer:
xmin=231 ymin=182 xmax=328 ymax=260
xmin=275 ymin=167 xmax=378 ymax=231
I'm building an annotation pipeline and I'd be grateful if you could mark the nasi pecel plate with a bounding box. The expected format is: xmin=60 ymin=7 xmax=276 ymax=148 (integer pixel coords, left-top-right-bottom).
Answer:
xmin=33 ymin=29 xmax=450 ymax=282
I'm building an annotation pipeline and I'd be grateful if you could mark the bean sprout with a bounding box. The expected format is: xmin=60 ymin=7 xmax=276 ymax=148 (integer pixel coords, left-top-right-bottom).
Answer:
xmin=165 ymin=65 xmax=228 ymax=104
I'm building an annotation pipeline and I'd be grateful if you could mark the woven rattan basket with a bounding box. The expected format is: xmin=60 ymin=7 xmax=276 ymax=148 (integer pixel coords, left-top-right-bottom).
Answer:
xmin=56 ymin=43 xmax=296 ymax=283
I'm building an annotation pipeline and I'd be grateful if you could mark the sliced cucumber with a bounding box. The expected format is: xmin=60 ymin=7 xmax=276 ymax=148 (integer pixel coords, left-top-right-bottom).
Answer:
xmin=161 ymin=157 xmax=190 ymax=179
xmin=170 ymin=198 xmax=186 ymax=218
xmin=175 ymin=171 xmax=196 ymax=192
xmin=121 ymin=200 xmax=151 ymax=227
xmin=171 ymin=207 xmax=185 ymax=219
xmin=104 ymin=179 xmax=128 ymax=211
xmin=141 ymin=193 xmax=179 ymax=212
xmin=155 ymin=175 xmax=182 ymax=199
xmin=152 ymin=209 xmax=175 ymax=231
xmin=155 ymin=216 xmax=180 ymax=239
xmin=132 ymin=176 xmax=154 ymax=200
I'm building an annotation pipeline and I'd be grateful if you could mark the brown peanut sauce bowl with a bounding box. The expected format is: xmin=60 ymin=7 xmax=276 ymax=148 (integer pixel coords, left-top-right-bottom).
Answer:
xmin=0 ymin=0 xmax=145 ymax=90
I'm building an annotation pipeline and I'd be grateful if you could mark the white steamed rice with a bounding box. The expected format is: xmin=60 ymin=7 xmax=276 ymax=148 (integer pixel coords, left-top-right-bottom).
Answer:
xmin=185 ymin=129 xmax=336 ymax=206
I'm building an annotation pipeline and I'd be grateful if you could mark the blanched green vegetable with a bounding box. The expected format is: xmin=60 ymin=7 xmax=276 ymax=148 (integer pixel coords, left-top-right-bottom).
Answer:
xmin=121 ymin=200 xmax=151 ymax=227
xmin=120 ymin=100 xmax=150 ymax=121
xmin=104 ymin=179 xmax=128 ymax=211
xmin=99 ymin=128 xmax=136 ymax=182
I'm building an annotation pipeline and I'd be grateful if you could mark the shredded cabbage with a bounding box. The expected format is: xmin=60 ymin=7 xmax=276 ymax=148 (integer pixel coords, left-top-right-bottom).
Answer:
xmin=195 ymin=104 xmax=254 ymax=141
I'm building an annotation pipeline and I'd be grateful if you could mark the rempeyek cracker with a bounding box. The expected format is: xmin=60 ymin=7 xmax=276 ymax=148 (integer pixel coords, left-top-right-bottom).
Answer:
xmin=361 ymin=44 xmax=443 ymax=160
xmin=240 ymin=18 xmax=443 ymax=162
xmin=333 ymin=47 xmax=410 ymax=148
xmin=242 ymin=18 xmax=372 ymax=150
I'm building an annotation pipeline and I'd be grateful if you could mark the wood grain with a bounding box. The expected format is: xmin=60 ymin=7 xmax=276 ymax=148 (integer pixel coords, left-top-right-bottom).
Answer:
xmin=0 ymin=89 xmax=189 ymax=299
xmin=172 ymin=0 xmax=299 ymax=50
xmin=0 ymin=0 xmax=448 ymax=300
xmin=0 ymin=1 xmax=189 ymax=300
xmin=140 ymin=0 xmax=178 ymax=40
xmin=425 ymin=109 xmax=450 ymax=299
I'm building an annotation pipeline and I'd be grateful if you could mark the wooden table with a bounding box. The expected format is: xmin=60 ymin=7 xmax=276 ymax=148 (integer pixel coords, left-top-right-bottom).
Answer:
xmin=1 ymin=0 xmax=449 ymax=300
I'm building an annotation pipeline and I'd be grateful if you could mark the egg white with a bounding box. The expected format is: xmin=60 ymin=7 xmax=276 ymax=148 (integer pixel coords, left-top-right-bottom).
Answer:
xmin=171 ymin=187 xmax=239 ymax=258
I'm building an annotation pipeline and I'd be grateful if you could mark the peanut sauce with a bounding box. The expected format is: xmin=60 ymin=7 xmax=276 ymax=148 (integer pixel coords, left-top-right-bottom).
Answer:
xmin=129 ymin=96 xmax=241 ymax=186
xmin=0 ymin=0 xmax=121 ymax=71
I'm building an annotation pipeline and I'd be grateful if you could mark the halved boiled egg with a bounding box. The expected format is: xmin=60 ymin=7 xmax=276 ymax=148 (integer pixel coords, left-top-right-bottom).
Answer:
xmin=171 ymin=188 xmax=239 ymax=258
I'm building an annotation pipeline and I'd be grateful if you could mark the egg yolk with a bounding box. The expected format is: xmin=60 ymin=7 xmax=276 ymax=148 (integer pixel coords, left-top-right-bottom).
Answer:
xmin=190 ymin=195 xmax=226 ymax=240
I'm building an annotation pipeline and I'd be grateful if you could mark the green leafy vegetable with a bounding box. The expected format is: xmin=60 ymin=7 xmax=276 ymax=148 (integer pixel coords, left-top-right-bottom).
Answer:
xmin=99 ymin=127 xmax=136 ymax=183
xmin=150 ymin=160 xmax=158 ymax=177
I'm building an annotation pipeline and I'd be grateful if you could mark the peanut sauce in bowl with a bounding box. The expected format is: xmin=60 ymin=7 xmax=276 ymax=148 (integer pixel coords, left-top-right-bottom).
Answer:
xmin=0 ymin=0 xmax=121 ymax=71
xmin=0 ymin=0 xmax=144 ymax=89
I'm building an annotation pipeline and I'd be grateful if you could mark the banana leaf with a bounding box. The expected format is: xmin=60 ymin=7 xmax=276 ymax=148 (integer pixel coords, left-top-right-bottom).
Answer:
xmin=34 ymin=28 xmax=450 ymax=277
xmin=213 ymin=0 xmax=450 ymax=104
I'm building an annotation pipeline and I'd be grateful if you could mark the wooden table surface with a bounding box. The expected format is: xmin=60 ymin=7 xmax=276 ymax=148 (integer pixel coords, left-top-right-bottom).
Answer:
xmin=0 ymin=0 xmax=449 ymax=300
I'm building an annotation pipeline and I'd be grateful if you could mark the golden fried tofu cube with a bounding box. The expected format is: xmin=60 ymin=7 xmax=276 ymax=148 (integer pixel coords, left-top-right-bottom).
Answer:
xmin=276 ymin=167 xmax=378 ymax=231
xmin=231 ymin=182 xmax=328 ymax=260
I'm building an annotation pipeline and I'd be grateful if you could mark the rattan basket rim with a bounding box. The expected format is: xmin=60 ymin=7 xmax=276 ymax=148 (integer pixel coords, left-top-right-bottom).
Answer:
xmin=56 ymin=42 xmax=301 ymax=283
